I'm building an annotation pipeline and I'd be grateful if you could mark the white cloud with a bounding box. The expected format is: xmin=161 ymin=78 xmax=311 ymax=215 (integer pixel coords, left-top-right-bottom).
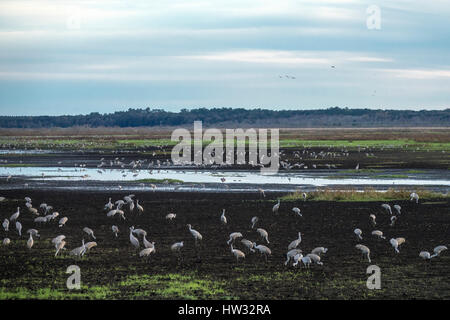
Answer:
xmin=380 ymin=68 xmax=450 ymax=79
xmin=183 ymin=50 xmax=331 ymax=65
xmin=347 ymin=56 xmax=394 ymax=63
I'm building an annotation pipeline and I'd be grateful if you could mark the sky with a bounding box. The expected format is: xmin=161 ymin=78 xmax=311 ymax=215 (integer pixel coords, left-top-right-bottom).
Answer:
xmin=0 ymin=0 xmax=449 ymax=116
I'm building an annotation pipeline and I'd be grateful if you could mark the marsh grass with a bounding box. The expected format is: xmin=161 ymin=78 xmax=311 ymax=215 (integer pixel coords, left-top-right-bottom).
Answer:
xmin=282 ymin=187 xmax=449 ymax=202
xmin=0 ymin=272 xmax=234 ymax=300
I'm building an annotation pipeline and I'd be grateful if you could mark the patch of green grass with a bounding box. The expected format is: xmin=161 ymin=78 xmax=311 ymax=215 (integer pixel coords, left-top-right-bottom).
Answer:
xmin=279 ymin=139 xmax=450 ymax=151
xmin=119 ymin=273 xmax=234 ymax=299
xmin=375 ymin=174 xmax=409 ymax=179
xmin=0 ymin=285 xmax=116 ymax=300
xmin=0 ymin=163 xmax=36 ymax=167
xmin=281 ymin=188 xmax=449 ymax=202
xmin=341 ymin=169 xmax=382 ymax=174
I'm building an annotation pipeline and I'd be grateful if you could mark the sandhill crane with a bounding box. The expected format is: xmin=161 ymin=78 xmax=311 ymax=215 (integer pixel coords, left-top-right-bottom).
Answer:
xmin=187 ymin=224 xmax=203 ymax=245
xmin=55 ymin=240 xmax=66 ymax=257
xmin=410 ymin=192 xmax=419 ymax=203
xmin=381 ymin=204 xmax=392 ymax=215
xmin=292 ymin=207 xmax=302 ymax=217
xmin=10 ymin=207 xmax=20 ymax=221
xmin=256 ymin=228 xmax=269 ymax=244
xmin=2 ymin=219 xmax=9 ymax=232
xmin=116 ymin=209 xmax=126 ymax=220
xmin=59 ymin=217 xmax=68 ymax=227
xmin=52 ymin=235 xmax=66 ymax=245
xmin=27 ymin=233 xmax=34 ymax=249
xmin=16 ymin=221 xmax=22 ymax=237
xmin=28 ymin=207 xmax=38 ymax=216
xmin=220 ymin=209 xmax=227 ymax=225
xmin=307 ymin=253 xmax=323 ymax=265
xmin=285 ymin=249 xmax=302 ymax=265
xmin=227 ymin=232 xmax=243 ymax=245
xmin=83 ymin=227 xmax=96 ymax=239
xmin=139 ymin=247 xmax=155 ymax=259
xmin=83 ymin=242 xmax=97 ymax=255
xmin=171 ymin=241 xmax=184 ymax=253
xmin=70 ymin=239 xmax=86 ymax=257
xmin=431 ymin=245 xmax=447 ymax=258
xmin=355 ymin=244 xmax=371 ymax=263
xmin=27 ymin=229 xmax=40 ymax=238
xmin=301 ymin=256 xmax=312 ymax=268
xmin=3 ymin=238 xmax=11 ymax=245
xmin=258 ymin=188 xmax=265 ymax=197
xmin=129 ymin=200 xmax=135 ymax=212
xmin=240 ymin=239 xmax=255 ymax=253
xmin=369 ymin=214 xmax=376 ymax=226
xmin=390 ymin=215 xmax=397 ymax=227
xmin=166 ymin=213 xmax=176 ymax=221
xmin=253 ymin=243 xmax=271 ymax=262
xmin=419 ymin=251 xmax=431 ymax=260
xmin=115 ymin=200 xmax=125 ymax=207
xmin=390 ymin=237 xmax=405 ymax=253
xmin=272 ymin=200 xmax=280 ymax=214
xmin=230 ymin=244 xmax=245 ymax=262
xmin=132 ymin=228 xmax=147 ymax=237
xmin=104 ymin=198 xmax=113 ymax=210
xmin=136 ymin=200 xmax=143 ymax=213
xmin=372 ymin=230 xmax=386 ymax=239
xmin=302 ymin=192 xmax=307 ymax=201
xmin=107 ymin=208 xmax=118 ymax=217
xmin=393 ymin=205 xmax=401 ymax=215
xmin=25 ymin=197 xmax=32 ymax=203
xmin=143 ymin=235 xmax=154 ymax=249
xmin=34 ymin=216 xmax=47 ymax=224
xmin=123 ymin=194 xmax=134 ymax=203
xmin=251 ymin=216 xmax=258 ymax=229
xmin=288 ymin=232 xmax=302 ymax=250
xmin=354 ymin=228 xmax=363 ymax=240
xmin=292 ymin=253 xmax=303 ymax=267
xmin=112 ymin=225 xmax=119 ymax=237
xmin=129 ymin=227 xmax=140 ymax=249
xmin=311 ymin=247 xmax=328 ymax=256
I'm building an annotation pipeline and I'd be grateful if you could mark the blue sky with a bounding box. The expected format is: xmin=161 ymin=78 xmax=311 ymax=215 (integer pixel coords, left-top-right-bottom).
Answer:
xmin=0 ymin=0 xmax=449 ymax=116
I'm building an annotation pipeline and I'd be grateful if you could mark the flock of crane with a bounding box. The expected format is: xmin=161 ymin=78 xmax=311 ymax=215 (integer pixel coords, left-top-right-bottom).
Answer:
xmin=1 ymin=190 xmax=447 ymax=270
xmin=352 ymin=192 xmax=447 ymax=264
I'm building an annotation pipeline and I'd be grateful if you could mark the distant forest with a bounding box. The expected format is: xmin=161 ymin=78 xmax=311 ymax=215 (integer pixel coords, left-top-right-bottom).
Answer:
xmin=0 ymin=107 xmax=449 ymax=128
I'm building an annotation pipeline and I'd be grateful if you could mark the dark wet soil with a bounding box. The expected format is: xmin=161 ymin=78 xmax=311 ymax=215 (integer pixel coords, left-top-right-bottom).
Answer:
xmin=1 ymin=146 xmax=449 ymax=170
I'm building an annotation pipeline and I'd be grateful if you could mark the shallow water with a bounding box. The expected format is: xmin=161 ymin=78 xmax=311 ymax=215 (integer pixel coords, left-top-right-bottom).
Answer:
xmin=0 ymin=149 xmax=57 ymax=155
xmin=1 ymin=167 xmax=449 ymax=188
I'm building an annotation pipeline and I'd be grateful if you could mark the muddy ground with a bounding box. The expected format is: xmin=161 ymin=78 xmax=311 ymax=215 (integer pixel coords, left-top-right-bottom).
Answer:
xmin=1 ymin=146 xmax=449 ymax=170
xmin=0 ymin=189 xmax=449 ymax=299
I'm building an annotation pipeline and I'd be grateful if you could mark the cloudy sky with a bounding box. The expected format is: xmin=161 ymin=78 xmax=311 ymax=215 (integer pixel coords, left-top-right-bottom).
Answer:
xmin=0 ymin=0 xmax=449 ymax=115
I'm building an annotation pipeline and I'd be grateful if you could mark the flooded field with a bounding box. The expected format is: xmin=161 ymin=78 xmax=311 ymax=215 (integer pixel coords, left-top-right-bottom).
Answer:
xmin=0 ymin=166 xmax=449 ymax=193
xmin=0 ymin=132 xmax=448 ymax=300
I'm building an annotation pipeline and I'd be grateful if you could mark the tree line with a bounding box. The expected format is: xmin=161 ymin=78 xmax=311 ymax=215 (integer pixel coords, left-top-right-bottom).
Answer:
xmin=0 ymin=107 xmax=448 ymax=128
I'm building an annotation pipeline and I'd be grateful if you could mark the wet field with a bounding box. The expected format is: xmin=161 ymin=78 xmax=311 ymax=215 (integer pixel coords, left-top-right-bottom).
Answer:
xmin=0 ymin=189 xmax=449 ymax=299
xmin=0 ymin=135 xmax=449 ymax=299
